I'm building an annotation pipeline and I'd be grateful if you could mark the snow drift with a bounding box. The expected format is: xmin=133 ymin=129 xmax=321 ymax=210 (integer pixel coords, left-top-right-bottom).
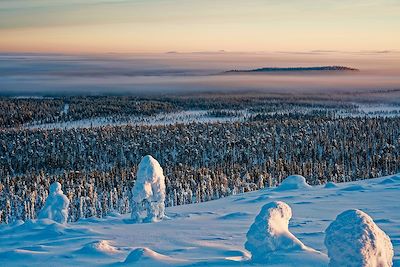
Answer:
xmin=245 ymin=201 xmax=325 ymax=263
xmin=275 ymin=175 xmax=311 ymax=191
xmin=38 ymin=182 xmax=69 ymax=224
xmin=124 ymin=247 xmax=187 ymax=265
xmin=77 ymin=240 xmax=119 ymax=255
xmin=324 ymin=182 xmax=338 ymax=189
xmin=325 ymin=209 xmax=394 ymax=267
xmin=131 ymin=155 xmax=166 ymax=223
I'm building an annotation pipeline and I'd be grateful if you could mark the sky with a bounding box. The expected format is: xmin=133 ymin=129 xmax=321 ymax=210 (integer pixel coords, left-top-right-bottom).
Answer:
xmin=0 ymin=0 xmax=399 ymax=53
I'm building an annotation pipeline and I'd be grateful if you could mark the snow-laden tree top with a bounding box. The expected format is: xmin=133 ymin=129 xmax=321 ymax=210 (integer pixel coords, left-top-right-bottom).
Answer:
xmin=325 ymin=209 xmax=394 ymax=267
xmin=245 ymin=201 xmax=326 ymax=264
xmin=131 ymin=155 xmax=166 ymax=223
xmin=38 ymin=182 xmax=69 ymax=224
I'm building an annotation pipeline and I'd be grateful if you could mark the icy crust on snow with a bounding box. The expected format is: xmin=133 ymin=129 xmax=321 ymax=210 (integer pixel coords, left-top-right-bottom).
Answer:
xmin=275 ymin=175 xmax=312 ymax=191
xmin=38 ymin=182 xmax=69 ymax=224
xmin=131 ymin=155 xmax=166 ymax=223
xmin=325 ymin=209 xmax=394 ymax=267
xmin=245 ymin=201 xmax=325 ymax=264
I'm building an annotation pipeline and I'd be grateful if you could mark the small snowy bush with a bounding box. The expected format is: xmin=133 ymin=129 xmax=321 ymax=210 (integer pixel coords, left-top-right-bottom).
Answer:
xmin=325 ymin=209 xmax=394 ymax=267
xmin=131 ymin=155 xmax=166 ymax=223
xmin=38 ymin=182 xmax=70 ymax=224
xmin=245 ymin=201 xmax=308 ymax=262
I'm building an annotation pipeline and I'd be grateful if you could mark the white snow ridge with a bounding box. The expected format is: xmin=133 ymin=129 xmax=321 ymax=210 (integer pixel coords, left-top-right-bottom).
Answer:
xmin=325 ymin=209 xmax=394 ymax=267
xmin=131 ymin=155 xmax=166 ymax=223
xmin=245 ymin=201 xmax=327 ymax=264
xmin=38 ymin=182 xmax=70 ymax=224
xmin=275 ymin=175 xmax=312 ymax=191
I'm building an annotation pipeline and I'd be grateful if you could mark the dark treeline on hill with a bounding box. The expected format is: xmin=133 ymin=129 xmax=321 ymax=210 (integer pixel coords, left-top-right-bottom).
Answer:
xmin=224 ymin=66 xmax=359 ymax=74
xmin=0 ymin=114 xmax=399 ymax=223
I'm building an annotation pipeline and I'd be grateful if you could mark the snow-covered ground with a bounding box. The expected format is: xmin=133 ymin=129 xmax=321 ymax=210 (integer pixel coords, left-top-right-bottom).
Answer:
xmin=0 ymin=174 xmax=399 ymax=266
xmin=25 ymin=110 xmax=248 ymax=130
xmin=21 ymin=103 xmax=400 ymax=130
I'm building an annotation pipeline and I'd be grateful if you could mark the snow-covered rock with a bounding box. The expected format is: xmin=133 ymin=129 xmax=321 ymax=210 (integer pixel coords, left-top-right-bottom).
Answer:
xmin=38 ymin=182 xmax=70 ymax=224
xmin=275 ymin=175 xmax=311 ymax=191
xmin=325 ymin=209 xmax=394 ymax=267
xmin=245 ymin=201 xmax=320 ymax=263
xmin=131 ymin=155 xmax=166 ymax=223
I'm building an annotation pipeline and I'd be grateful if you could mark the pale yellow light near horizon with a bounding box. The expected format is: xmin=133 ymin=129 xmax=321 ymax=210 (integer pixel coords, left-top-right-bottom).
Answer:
xmin=0 ymin=0 xmax=399 ymax=53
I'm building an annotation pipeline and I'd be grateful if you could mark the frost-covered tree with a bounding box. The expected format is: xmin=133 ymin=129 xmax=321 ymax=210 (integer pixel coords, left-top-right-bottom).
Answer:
xmin=131 ymin=155 xmax=166 ymax=223
xmin=245 ymin=201 xmax=308 ymax=263
xmin=38 ymin=182 xmax=70 ymax=224
xmin=325 ymin=209 xmax=394 ymax=267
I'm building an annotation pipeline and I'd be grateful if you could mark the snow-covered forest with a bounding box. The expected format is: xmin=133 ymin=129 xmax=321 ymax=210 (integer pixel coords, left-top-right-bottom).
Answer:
xmin=1 ymin=96 xmax=399 ymax=223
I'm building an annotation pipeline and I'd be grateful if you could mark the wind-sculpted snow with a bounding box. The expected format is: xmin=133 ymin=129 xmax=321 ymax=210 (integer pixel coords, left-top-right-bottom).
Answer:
xmin=38 ymin=182 xmax=69 ymax=224
xmin=325 ymin=209 xmax=394 ymax=267
xmin=131 ymin=155 xmax=166 ymax=223
xmin=275 ymin=175 xmax=312 ymax=191
xmin=0 ymin=175 xmax=399 ymax=266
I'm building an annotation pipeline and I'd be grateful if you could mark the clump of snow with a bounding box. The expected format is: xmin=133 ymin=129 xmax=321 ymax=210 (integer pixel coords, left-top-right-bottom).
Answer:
xmin=275 ymin=175 xmax=311 ymax=191
xmin=325 ymin=209 xmax=394 ymax=267
xmin=38 ymin=182 xmax=70 ymax=224
xmin=245 ymin=201 xmax=313 ymax=263
xmin=131 ymin=155 xmax=166 ymax=223
xmin=325 ymin=182 xmax=338 ymax=189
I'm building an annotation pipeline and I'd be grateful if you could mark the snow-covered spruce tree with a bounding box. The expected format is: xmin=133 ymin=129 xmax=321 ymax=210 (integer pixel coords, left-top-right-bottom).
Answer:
xmin=245 ymin=201 xmax=310 ymax=262
xmin=38 ymin=182 xmax=70 ymax=224
xmin=130 ymin=155 xmax=166 ymax=223
xmin=325 ymin=209 xmax=394 ymax=267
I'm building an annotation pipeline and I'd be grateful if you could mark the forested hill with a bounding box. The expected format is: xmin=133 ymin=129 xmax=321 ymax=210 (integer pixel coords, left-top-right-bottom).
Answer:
xmin=224 ymin=66 xmax=359 ymax=74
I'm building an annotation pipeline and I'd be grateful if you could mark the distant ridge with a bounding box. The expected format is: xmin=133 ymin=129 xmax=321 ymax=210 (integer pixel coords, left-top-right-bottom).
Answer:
xmin=224 ymin=66 xmax=359 ymax=74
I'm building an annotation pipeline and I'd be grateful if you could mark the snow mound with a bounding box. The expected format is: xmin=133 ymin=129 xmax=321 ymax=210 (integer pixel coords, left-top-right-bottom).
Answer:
xmin=77 ymin=240 xmax=119 ymax=255
xmin=124 ymin=247 xmax=186 ymax=265
xmin=131 ymin=155 xmax=166 ymax=223
xmin=325 ymin=182 xmax=338 ymax=188
xmin=275 ymin=175 xmax=311 ymax=191
xmin=38 ymin=182 xmax=70 ymax=224
xmin=325 ymin=209 xmax=394 ymax=267
xmin=245 ymin=201 xmax=321 ymax=263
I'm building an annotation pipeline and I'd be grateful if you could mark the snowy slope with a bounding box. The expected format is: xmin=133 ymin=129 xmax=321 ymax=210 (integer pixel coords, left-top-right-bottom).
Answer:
xmin=0 ymin=174 xmax=399 ymax=266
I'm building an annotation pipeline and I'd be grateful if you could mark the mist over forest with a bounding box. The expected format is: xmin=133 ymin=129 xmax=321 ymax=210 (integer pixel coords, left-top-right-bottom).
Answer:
xmin=1 ymin=51 xmax=399 ymax=101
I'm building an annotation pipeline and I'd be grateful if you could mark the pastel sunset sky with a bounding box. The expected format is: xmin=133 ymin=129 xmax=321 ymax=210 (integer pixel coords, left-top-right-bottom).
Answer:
xmin=0 ymin=0 xmax=399 ymax=53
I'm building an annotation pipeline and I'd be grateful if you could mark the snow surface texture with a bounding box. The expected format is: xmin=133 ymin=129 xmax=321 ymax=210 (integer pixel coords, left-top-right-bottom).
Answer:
xmin=38 ymin=182 xmax=69 ymax=224
xmin=275 ymin=175 xmax=312 ymax=191
xmin=131 ymin=155 xmax=166 ymax=223
xmin=245 ymin=201 xmax=326 ymax=264
xmin=0 ymin=175 xmax=399 ymax=266
xmin=325 ymin=209 xmax=394 ymax=267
